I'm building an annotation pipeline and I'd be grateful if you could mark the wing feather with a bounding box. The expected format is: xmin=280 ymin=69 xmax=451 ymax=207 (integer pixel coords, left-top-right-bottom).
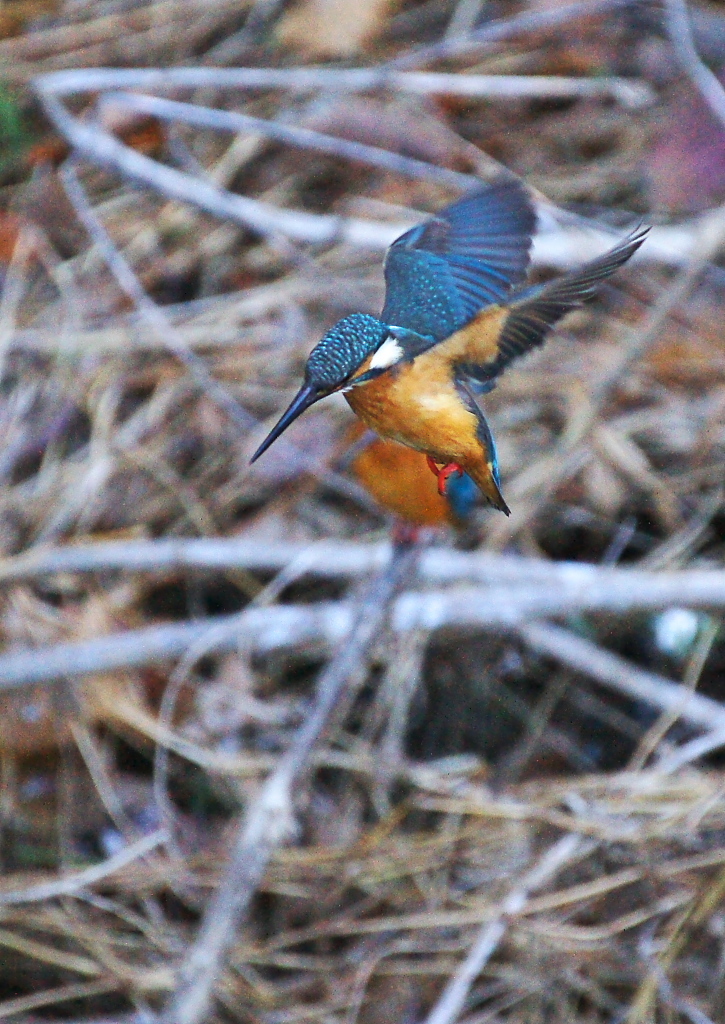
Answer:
xmin=458 ymin=225 xmax=649 ymax=392
xmin=382 ymin=177 xmax=535 ymax=342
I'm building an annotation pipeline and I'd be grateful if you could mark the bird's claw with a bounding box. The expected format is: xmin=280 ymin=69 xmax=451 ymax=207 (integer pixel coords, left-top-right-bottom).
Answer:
xmin=425 ymin=456 xmax=464 ymax=496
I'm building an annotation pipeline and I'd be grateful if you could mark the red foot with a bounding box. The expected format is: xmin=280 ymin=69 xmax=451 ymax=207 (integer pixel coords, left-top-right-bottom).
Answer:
xmin=426 ymin=455 xmax=440 ymax=478
xmin=425 ymin=456 xmax=464 ymax=496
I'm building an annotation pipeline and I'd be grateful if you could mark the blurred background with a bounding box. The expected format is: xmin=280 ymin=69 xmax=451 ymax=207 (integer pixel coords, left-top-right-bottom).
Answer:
xmin=1 ymin=0 xmax=725 ymax=1022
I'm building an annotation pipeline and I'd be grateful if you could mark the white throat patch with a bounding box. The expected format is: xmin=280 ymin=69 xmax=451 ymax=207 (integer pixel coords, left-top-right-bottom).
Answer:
xmin=369 ymin=334 xmax=404 ymax=371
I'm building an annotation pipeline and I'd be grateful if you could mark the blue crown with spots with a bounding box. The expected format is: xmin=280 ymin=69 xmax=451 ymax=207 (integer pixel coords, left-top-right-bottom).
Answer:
xmin=305 ymin=314 xmax=389 ymax=391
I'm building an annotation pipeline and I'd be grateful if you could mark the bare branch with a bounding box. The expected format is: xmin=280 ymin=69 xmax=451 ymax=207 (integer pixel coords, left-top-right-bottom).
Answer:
xmin=391 ymin=0 xmax=636 ymax=69
xmin=0 ymin=603 xmax=352 ymax=689
xmin=392 ymin=574 xmax=725 ymax=633
xmin=158 ymin=541 xmax=418 ymax=1024
xmin=423 ymin=834 xmax=585 ymax=1024
xmin=0 ymin=830 xmax=166 ymax=906
xmin=3 ymin=535 xmax=722 ymax=590
xmin=37 ymin=64 xmax=651 ymax=105
xmin=38 ymin=91 xmax=396 ymax=248
xmin=517 ymin=621 xmax=725 ymax=733
xmin=100 ymin=91 xmax=474 ymax=190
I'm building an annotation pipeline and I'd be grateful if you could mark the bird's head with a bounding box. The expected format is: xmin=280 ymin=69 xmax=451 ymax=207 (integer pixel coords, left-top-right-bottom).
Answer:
xmin=250 ymin=314 xmax=389 ymax=463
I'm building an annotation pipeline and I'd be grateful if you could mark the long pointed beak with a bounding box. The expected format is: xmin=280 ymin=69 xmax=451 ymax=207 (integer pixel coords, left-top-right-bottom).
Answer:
xmin=250 ymin=383 xmax=321 ymax=463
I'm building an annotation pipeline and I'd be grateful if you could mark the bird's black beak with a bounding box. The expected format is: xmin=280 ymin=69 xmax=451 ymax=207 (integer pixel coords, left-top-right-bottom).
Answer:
xmin=249 ymin=383 xmax=321 ymax=463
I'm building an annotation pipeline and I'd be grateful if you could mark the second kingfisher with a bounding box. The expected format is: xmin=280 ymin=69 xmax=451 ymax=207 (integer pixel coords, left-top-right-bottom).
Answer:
xmin=251 ymin=177 xmax=648 ymax=515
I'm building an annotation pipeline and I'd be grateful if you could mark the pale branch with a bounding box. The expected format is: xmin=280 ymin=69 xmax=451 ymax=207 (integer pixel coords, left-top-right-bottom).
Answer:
xmin=0 ymin=603 xmax=352 ymax=689
xmin=100 ymin=91 xmax=475 ymax=190
xmin=656 ymin=726 xmax=725 ymax=774
xmin=36 ymin=65 xmax=652 ymax=105
xmin=38 ymin=90 xmax=397 ymax=249
xmin=423 ymin=835 xmax=585 ymax=1024
xmin=516 ymin=622 xmax=725 ymax=733
xmin=158 ymin=541 xmax=418 ymax=1024
xmin=4 ymin=580 xmax=725 ymax=739
xmin=391 ymin=574 xmax=725 ymax=631
xmin=0 ymin=830 xmax=166 ymax=906
xmin=2 ymin=535 xmax=722 ymax=590
xmin=0 ymin=536 xmax=398 ymax=582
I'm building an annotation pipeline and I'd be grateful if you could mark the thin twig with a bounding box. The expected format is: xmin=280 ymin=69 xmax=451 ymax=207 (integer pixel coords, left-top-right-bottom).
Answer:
xmin=516 ymin=621 xmax=725 ymax=733
xmin=656 ymin=727 xmax=725 ymax=774
xmin=423 ymin=834 xmax=584 ymax=1024
xmin=0 ymin=980 xmax=122 ymax=1020
xmin=101 ymin=91 xmax=475 ymax=189
xmin=153 ymin=547 xmax=334 ymax=860
xmin=390 ymin=0 xmax=636 ymax=69
xmin=628 ymin=617 xmax=719 ymax=770
xmin=60 ymin=161 xmax=254 ymax=433
xmin=158 ymin=540 xmax=418 ymax=1024
xmin=445 ymin=0 xmax=487 ymax=40
xmin=0 ymin=1 xmax=239 ymax=64
xmin=0 ymin=830 xmax=166 ymax=906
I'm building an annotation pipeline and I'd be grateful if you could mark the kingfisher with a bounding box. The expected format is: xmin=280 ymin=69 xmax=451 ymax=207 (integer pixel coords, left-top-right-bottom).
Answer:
xmin=250 ymin=177 xmax=648 ymax=515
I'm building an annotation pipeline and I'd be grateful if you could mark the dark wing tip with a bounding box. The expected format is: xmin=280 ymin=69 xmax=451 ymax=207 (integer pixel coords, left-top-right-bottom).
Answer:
xmin=595 ymin=221 xmax=650 ymax=273
xmin=458 ymin=220 xmax=649 ymax=390
xmin=544 ymin=220 xmax=650 ymax=305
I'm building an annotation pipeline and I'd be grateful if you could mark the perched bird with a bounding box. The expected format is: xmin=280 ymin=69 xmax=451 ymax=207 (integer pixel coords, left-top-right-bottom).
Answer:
xmin=251 ymin=177 xmax=648 ymax=515
xmin=345 ymin=422 xmax=480 ymax=528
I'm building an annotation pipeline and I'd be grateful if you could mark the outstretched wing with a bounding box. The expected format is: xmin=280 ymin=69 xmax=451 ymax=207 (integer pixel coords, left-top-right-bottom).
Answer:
xmin=457 ymin=225 xmax=649 ymax=394
xmin=382 ymin=177 xmax=536 ymax=343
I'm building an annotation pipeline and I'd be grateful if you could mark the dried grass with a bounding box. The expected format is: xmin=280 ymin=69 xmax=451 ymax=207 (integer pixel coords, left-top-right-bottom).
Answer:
xmin=0 ymin=1 xmax=724 ymax=1022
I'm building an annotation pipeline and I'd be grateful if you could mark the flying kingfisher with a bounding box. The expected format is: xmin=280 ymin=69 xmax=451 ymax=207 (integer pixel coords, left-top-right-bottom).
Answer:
xmin=250 ymin=177 xmax=648 ymax=515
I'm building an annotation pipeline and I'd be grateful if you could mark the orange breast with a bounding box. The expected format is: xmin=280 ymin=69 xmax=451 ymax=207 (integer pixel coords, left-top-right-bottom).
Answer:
xmin=346 ymin=424 xmax=456 ymax=526
xmin=345 ymin=306 xmax=507 ymax=466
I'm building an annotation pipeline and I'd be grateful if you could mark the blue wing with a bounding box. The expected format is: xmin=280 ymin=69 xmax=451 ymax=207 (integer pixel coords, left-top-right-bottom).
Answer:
xmin=456 ymin=225 xmax=650 ymax=395
xmin=381 ymin=177 xmax=536 ymax=342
